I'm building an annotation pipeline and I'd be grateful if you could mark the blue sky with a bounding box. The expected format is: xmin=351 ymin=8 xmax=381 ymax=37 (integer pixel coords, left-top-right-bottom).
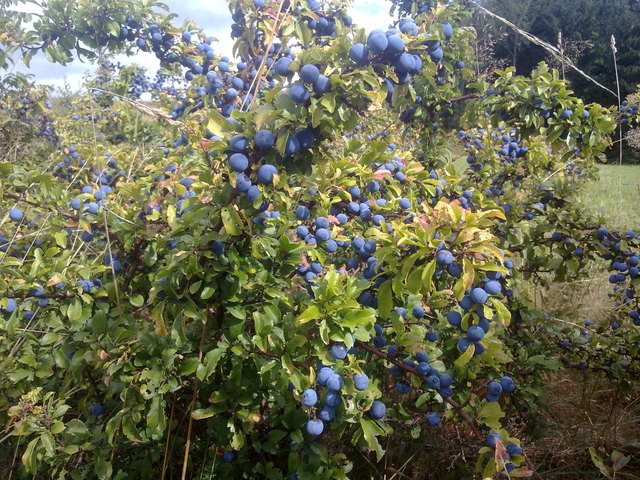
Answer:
xmin=9 ymin=0 xmax=394 ymax=90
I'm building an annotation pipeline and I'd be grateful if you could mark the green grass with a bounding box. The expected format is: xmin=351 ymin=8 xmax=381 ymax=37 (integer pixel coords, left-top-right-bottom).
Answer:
xmin=576 ymin=164 xmax=640 ymax=231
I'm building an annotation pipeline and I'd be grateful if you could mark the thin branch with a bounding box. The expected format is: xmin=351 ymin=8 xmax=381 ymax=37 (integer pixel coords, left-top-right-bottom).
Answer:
xmin=181 ymin=319 xmax=208 ymax=480
xmin=102 ymin=208 xmax=121 ymax=308
xmin=450 ymin=94 xmax=480 ymax=103
xmin=161 ymin=392 xmax=177 ymax=480
xmin=249 ymin=349 xmax=310 ymax=369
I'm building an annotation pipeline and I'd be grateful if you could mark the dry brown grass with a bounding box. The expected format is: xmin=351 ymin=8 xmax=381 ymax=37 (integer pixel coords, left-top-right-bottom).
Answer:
xmin=529 ymin=261 xmax=617 ymax=326
xmin=528 ymin=370 xmax=640 ymax=479
xmin=521 ymin=265 xmax=640 ymax=479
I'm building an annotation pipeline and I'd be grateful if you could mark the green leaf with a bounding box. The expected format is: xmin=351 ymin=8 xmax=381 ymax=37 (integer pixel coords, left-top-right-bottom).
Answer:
xmin=589 ymin=447 xmax=611 ymax=479
xmin=152 ymin=302 xmax=168 ymax=336
xmin=254 ymin=106 xmax=280 ymax=130
xmin=226 ymin=306 xmax=246 ymax=320
xmin=95 ymin=456 xmax=113 ymax=479
xmin=207 ymin=109 xmax=230 ymax=138
xmin=482 ymin=456 xmax=498 ymax=479
xmin=288 ymin=451 xmax=301 ymax=473
xmin=40 ymin=431 xmax=55 ymax=457
xmin=359 ymin=418 xmax=387 ymax=462
xmin=122 ymin=416 xmax=143 ymax=442
xmin=231 ymin=431 xmax=244 ymax=450
xmin=40 ymin=332 xmax=58 ymax=345
xmin=319 ymin=319 xmax=329 ymax=343
xmin=221 ymin=207 xmax=242 ymax=235
xmin=454 ymin=343 xmax=475 ymax=368
xmin=65 ymin=419 xmax=89 ymax=439
xmin=50 ymin=422 xmax=65 ymax=434
xmin=147 ymin=397 xmax=166 ymax=433
xmin=264 ymin=304 xmax=280 ymax=326
xmin=477 ymin=401 xmax=504 ymax=431
xmin=67 ymin=299 xmax=82 ymax=322
xmin=275 ymin=130 xmax=290 ymax=156
xmin=377 ymin=280 xmax=392 ymax=319
xmin=296 ymin=305 xmax=320 ymax=325
xmin=178 ymin=357 xmax=200 ymax=375
xmin=311 ymin=103 xmax=324 ymax=127
xmin=415 ymin=392 xmax=430 ymax=408
xmin=192 ymin=404 xmax=228 ymax=419
xmin=22 ymin=437 xmax=39 ymax=474
xmin=462 ymin=258 xmax=475 ymax=292
xmin=144 ymin=242 xmax=158 ymax=266
xmin=196 ymin=347 xmax=225 ymax=381
xmin=612 ymin=451 xmax=630 ymax=472
xmin=492 ymin=299 xmax=511 ymax=326
xmin=129 ymin=294 xmax=144 ymax=307
xmin=254 ymin=311 xmax=271 ymax=336
xmin=342 ymin=308 xmax=375 ymax=328
xmin=200 ymin=286 xmax=215 ymax=300
xmin=54 ymin=231 xmax=67 ymax=248
xmin=63 ymin=445 xmax=79 ymax=455
xmin=421 ymin=259 xmax=436 ymax=294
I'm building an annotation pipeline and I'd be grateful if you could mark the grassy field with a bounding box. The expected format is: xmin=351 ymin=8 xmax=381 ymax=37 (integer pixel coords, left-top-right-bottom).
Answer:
xmin=575 ymin=164 xmax=640 ymax=232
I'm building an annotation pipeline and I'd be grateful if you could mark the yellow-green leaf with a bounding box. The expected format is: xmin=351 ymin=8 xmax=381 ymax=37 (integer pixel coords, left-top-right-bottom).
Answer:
xmin=454 ymin=343 xmax=475 ymax=368
xmin=221 ymin=207 xmax=242 ymax=235
xmin=296 ymin=305 xmax=320 ymax=325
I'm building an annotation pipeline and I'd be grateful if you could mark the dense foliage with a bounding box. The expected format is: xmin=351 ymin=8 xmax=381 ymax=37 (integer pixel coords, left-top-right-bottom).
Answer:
xmin=0 ymin=0 xmax=638 ymax=479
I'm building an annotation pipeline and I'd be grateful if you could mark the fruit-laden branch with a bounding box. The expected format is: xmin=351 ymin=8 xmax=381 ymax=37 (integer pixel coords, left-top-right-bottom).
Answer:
xmin=10 ymin=291 xmax=74 ymax=299
xmin=355 ymin=340 xmax=484 ymax=440
xmin=3 ymin=192 xmax=76 ymax=220
xmin=382 ymin=320 xmax=434 ymax=328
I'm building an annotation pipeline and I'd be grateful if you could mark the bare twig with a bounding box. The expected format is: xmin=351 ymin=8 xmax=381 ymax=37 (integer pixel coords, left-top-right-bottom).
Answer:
xmin=181 ymin=319 xmax=208 ymax=480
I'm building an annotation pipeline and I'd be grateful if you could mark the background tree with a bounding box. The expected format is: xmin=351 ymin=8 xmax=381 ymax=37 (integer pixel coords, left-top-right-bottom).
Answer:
xmin=475 ymin=0 xmax=640 ymax=104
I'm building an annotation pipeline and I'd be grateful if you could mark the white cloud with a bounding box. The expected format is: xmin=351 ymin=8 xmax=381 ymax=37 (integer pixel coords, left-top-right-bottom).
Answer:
xmin=350 ymin=0 xmax=394 ymax=30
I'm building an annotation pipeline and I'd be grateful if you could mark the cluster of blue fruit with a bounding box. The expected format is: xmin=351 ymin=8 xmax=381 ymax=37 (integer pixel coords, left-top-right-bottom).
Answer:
xmin=480 ymin=84 xmax=592 ymax=129
xmin=388 ymin=343 xmax=455 ymax=397
xmin=600 ymin=226 xmax=640 ymax=326
xmin=555 ymin=226 xmax=639 ymax=366
xmin=230 ymin=0 xmax=352 ymax=42
xmin=548 ymin=230 xmax=585 ymax=258
xmin=458 ymin=125 xmax=588 ymax=226
xmin=349 ymin=19 xmax=455 ymax=104
xmin=484 ymin=376 xmax=516 ymax=402
xmin=0 ymin=91 xmax=58 ymax=141
xmin=300 ymin=358 xmax=371 ymax=437
xmin=452 ymin=265 xmax=513 ymax=352
xmin=50 ymin=145 xmax=90 ymax=180
xmin=73 ymin=17 xmax=245 ymax=119
xmin=0 ymin=134 xmax=182 ymax=312
xmin=617 ymin=98 xmax=640 ymax=125
xmin=64 ymin=151 xmax=127 ymax=222
xmin=228 ymin=126 xmax=317 ymax=207
xmin=458 ymin=126 xmax=528 ymax=176
xmin=127 ymin=66 xmax=179 ymax=99
xmin=485 ymin=431 xmax=525 ymax=474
